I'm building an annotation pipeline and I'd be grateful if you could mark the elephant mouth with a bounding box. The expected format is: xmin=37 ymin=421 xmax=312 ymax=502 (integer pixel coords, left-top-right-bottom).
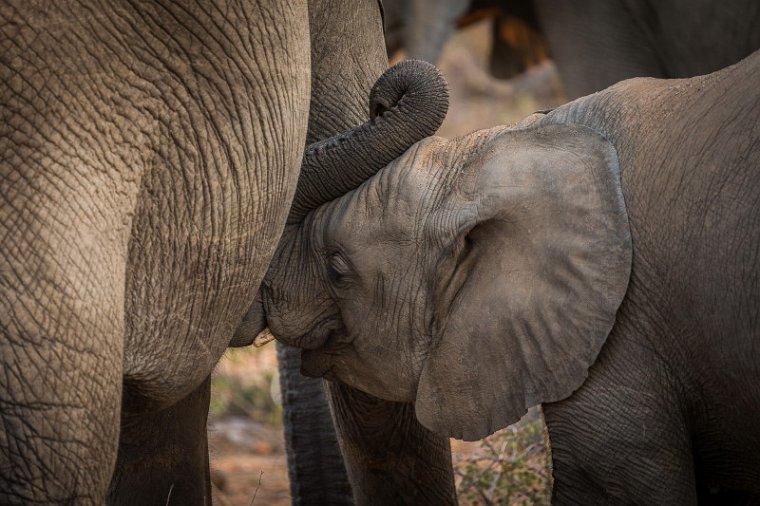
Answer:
xmin=290 ymin=314 xmax=344 ymax=350
xmin=300 ymin=326 xmax=351 ymax=378
xmin=300 ymin=350 xmax=335 ymax=378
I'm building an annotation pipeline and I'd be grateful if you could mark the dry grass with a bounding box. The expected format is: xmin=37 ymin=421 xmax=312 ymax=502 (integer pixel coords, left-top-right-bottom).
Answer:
xmin=453 ymin=408 xmax=552 ymax=505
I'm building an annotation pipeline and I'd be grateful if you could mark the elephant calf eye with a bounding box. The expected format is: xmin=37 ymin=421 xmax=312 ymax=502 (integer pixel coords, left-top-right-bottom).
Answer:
xmin=326 ymin=252 xmax=352 ymax=285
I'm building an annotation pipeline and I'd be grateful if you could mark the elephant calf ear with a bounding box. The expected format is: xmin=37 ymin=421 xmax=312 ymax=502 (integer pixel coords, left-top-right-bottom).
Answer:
xmin=416 ymin=124 xmax=632 ymax=440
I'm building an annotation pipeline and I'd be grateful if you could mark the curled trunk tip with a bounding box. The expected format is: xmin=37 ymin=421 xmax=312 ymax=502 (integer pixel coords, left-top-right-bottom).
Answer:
xmin=288 ymin=60 xmax=449 ymax=223
xmin=369 ymin=59 xmax=449 ymax=121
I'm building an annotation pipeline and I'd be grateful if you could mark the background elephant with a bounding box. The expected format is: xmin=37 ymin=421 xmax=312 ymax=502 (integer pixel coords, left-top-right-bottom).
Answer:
xmin=250 ymin=50 xmax=760 ymax=503
xmin=534 ymin=0 xmax=760 ymax=97
xmin=382 ymin=0 xmax=549 ymax=79
xmin=1 ymin=0 xmax=455 ymax=503
xmin=386 ymin=0 xmax=760 ymax=98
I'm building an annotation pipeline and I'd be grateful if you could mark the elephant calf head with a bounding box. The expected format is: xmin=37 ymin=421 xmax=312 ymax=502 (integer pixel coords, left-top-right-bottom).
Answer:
xmin=244 ymin=65 xmax=633 ymax=440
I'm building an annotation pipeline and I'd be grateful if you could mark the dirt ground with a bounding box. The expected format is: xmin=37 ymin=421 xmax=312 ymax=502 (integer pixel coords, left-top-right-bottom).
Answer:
xmin=210 ymin=19 xmax=564 ymax=506
xmin=209 ymin=414 xmax=290 ymax=506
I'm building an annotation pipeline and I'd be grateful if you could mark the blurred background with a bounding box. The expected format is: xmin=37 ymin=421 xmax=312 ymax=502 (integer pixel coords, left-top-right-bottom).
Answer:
xmin=210 ymin=14 xmax=563 ymax=506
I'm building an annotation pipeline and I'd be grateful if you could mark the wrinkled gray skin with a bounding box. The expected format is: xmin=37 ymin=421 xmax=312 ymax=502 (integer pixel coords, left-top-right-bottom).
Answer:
xmin=390 ymin=0 xmax=760 ymax=98
xmin=1 ymin=1 xmax=308 ymax=503
xmin=258 ymin=50 xmax=760 ymax=504
xmin=1 ymin=0 xmax=454 ymax=504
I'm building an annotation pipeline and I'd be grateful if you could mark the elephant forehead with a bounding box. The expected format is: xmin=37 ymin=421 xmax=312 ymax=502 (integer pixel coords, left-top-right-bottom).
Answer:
xmin=385 ymin=137 xmax=451 ymax=198
xmin=315 ymin=177 xmax=424 ymax=244
xmin=316 ymin=134 xmax=477 ymax=252
xmin=370 ymin=138 xmax=455 ymax=234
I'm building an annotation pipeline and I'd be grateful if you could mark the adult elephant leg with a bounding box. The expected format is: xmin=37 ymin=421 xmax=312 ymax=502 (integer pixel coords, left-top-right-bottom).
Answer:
xmin=2 ymin=4 xmax=141 ymax=494
xmin=531 ymin=0 xmax=664 ymax=98
xmin=277 ymin=343 xmax=352 ymax=504
xmin=107 ymin=376 xmax=212 ymax=505
xmin=1 ymin=83 xmax=134 ymax=502
xmin=0 ymin=233 xmax=125 ymax=503
xmin=327 ymin=382 xmax=457 ymax=505
xmin=404 ymin=0 xmax=470 ymax=63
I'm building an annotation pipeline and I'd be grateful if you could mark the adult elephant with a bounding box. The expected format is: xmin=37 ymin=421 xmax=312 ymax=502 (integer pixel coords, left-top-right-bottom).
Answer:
xmin=389 ymin=0 xmax=760 ymax=98
xmin=1 ymin=1 xmax=309 ymax=503
xmin=0 ymin=0 xmax=453 ymax=503
xmin=250 ymin=50 xmax=760 ymax=504
xmin=535 ymin=0 xmax=760 ymax=97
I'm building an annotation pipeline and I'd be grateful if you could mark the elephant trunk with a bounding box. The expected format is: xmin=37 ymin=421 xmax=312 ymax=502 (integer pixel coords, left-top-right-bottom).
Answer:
xmin=287 ymin=60 xmax=448 ymax=223
xmin=277 ymin=343 xmax=352 ymax=505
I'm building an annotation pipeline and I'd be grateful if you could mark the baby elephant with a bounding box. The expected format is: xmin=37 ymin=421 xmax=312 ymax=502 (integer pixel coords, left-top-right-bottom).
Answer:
xmin=247 ymin=50 xmax=760 ymax=503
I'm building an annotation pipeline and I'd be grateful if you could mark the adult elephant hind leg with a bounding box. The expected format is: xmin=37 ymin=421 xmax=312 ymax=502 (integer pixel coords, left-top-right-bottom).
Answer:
xmin=1 ymin=2 xmax=171 ymax=500
xmin=107 ymin=376 xmax=213 ymax=506
xmin=0 ymin=204 xmax=128 ymax=502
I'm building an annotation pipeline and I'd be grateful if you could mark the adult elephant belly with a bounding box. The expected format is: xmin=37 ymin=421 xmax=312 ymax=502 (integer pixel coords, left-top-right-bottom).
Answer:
xmin=120 ymin=3 xmax=310 ymax=414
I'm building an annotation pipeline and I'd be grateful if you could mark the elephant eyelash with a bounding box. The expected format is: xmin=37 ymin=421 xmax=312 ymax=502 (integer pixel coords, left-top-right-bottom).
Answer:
xmin=326 ymin=252 xmax=353 ymax=286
